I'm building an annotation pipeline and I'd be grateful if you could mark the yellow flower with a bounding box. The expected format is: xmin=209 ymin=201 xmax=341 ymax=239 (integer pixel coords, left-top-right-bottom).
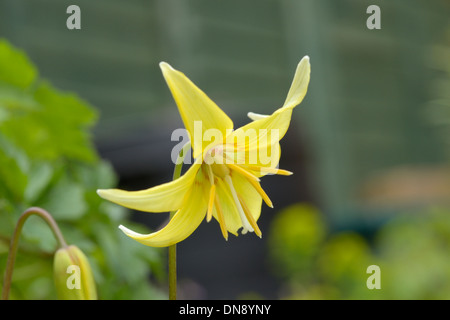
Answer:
xmin=97 ymin=57 xmax=311 ymax=247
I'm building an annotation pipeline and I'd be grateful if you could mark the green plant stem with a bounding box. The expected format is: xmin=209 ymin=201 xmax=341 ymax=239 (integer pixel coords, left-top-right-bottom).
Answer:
xmin=1 ymin=207 xmax=67 ymax=300
xmin=168 ymin=224 xmax=177 ymax=300
xmin=168 ymin=142 xmax=191 ymax=300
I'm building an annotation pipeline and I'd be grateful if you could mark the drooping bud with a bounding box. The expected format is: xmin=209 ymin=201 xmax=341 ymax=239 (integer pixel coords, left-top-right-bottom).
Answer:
xmin=53 ymin=245 xmax=98 ymax=300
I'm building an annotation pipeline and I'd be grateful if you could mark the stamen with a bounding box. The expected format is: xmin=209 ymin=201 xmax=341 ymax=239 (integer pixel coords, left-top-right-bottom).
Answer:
xmin=206 ymin=164 xmax=215 ymax=185
xmin=206 ymin=184 xmax=215 ymax=222
xmin=224 ymin=175 xmax=254 ymax=234
xmin=227 ymin=163 xmax=260 ymax=182
xmin=214 ymin=194 xmax=228 ymax=241
xmin=237 ymin=194 xmax=262 ymax=238
xmin=246 ymin=178 xmax=273 ymax=208
xmin=243 ymin=165 xmax=293 ymax=176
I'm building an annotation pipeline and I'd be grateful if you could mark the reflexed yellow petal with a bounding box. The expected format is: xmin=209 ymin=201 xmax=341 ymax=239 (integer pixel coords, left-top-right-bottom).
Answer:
xmin=118 ymin=169 xmax=209 ymax=247
xmin=226 ymin=56 xmax=310 ymax=155
xmin=160 ymin=62 xmax=233 ymax=158
xmin=97 ymin=159 xmax=202 ymax=213
xmin=247 ymin=112 xmax=268 ymax=121
xmin=227 ymin=106 xmax=292 ymax=155
xmin=282 ymin=56 xmax=311 ymax=109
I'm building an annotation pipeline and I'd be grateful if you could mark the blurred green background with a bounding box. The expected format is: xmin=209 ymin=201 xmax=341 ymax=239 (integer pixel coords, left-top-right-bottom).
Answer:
xmin=0 ymin=0 xmax=449 ymax=299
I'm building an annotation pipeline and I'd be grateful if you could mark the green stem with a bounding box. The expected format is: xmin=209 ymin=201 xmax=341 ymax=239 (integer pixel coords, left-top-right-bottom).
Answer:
xmin=168 ymin=141 xmax=191 ymax=300
xmin=1 ymin=207 xmax=67 ymax=300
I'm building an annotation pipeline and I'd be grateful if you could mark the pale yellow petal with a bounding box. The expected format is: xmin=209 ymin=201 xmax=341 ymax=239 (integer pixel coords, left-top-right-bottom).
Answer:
xmin=118 ymin=169 xmax=208 ymax=247
xmin=227 ymin=105 xmax=293 ymax=153
xmin=211 ymin=177 xmax=241 ymax=236
xmin=282 ymin=56 xmax=311 ymax=109
xmin=97 ymin=159 xmax=202 ymax=213
xmin=230 ymin=172 xmax=263 ymax=224
xmin=247 ymin=112 xmax=269 ymax=121
xmin=224 ymin=56 xmax=310 ymax=167
xmin=160 ymin=62 xmax=233 ymax=158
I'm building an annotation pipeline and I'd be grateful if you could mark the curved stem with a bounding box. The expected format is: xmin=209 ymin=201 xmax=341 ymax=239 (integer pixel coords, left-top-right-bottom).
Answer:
xmin=168 ymin=141 xmax=191 ymax=300
xmin=1 ymin=207 xmax=67 ymax=300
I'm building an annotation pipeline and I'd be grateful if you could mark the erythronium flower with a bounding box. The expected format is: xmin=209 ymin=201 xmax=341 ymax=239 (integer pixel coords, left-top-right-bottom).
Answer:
xmin=97 ymin=56 xmax=311 ymax=247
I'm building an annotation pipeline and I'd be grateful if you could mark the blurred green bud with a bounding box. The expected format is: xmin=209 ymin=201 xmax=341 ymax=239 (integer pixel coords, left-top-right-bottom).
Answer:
xmin=53 ymin=245 xmax=97 ymax=300
xmin=268 ymin=203 xmax=327 ymax=278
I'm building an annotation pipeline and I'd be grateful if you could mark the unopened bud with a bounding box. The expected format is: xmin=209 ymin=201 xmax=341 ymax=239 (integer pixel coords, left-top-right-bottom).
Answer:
xmin=53 ymin=245 xmax=98 ymax=300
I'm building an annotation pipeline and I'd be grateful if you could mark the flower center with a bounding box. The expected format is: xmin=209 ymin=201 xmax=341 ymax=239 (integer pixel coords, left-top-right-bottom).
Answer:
xmin=210 ymin=163 xmax=230 ymax=179
xmin=203 ymin=145 xmax=224 ymax=165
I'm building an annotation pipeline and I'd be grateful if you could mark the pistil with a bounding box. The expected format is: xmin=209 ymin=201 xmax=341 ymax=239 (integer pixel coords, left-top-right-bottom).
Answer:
xmin=224 ymin=175 xmax=254 ymax=234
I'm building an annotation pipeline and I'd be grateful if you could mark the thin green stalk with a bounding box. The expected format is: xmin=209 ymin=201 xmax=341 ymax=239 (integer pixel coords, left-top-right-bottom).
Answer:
xmin=168 ymin=142 xmax=191 ymax=300
xmin=1 ymin=207 xmax=67 ymax=300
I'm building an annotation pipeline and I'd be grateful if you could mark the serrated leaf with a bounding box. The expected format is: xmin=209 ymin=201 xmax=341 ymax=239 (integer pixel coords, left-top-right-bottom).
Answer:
xmin=32 ymin=82 xmax=98 ymax=162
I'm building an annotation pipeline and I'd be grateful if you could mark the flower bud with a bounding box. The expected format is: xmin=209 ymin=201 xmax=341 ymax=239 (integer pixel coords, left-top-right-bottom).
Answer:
xmin=53 ymin=245 xmax=98 ymax=300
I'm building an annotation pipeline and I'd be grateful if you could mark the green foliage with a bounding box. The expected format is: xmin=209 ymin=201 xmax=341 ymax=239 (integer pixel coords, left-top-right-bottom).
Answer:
xmin=268 ymin=203 xmax=450 ymax=299
xmin=0 ymin=39 xmax=165 ymax=299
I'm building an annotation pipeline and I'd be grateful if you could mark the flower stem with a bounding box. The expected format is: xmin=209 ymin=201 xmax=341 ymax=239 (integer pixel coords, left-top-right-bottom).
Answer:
xmin=168 ymin=141 xmax=191 ymax=300
xmin=1 ymin=207 xmax=67 ymax=300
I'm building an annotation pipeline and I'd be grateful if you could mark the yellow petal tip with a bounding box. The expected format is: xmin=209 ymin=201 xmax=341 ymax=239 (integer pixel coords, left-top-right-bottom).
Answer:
xmin=159 ymin=61 xmax=172 ymax=70
xmin=96 ymin=189 xmax=107 ymax=198
xmin=118 ymin=224 xmax=139 ymax=238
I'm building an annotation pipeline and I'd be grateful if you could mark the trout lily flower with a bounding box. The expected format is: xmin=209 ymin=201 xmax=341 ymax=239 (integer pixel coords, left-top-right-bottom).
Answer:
xmin=97 ymin=56 xmax=311 ymax=247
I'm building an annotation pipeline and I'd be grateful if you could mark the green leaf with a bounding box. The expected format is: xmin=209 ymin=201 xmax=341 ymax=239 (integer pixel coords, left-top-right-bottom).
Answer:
xmin=32 ymin=82 xmax=99 ymax=162
xmin=0 ymin=136 xmax=29 ymax=201
xmin=24 ymin=162 xmax=54 ymax=203
xmin=0 ymin=39 xmax=165 ymax=299
xmin=0 ymin=39 xmax=37 ymax=89
xmin=37 ymin=173 xmax=87 ymax=221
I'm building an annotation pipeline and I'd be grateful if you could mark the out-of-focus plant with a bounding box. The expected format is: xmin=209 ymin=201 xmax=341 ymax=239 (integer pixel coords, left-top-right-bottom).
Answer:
xmin=426 ymin=26 xmax=450 ymax=156
xmin=375 ymin=207 xmax=450 ymax=299
xmin=0 ymin=39 xmax=165 ymax=299
xmin=268 ymin=204 xmax=327 ymax=282
xmin=268 ymin=203 xmax=450 ymax=299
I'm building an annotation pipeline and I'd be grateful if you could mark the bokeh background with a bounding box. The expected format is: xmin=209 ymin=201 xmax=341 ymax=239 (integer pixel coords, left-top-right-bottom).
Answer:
xmin=1 ymin=0 xmax=450 ymax=299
